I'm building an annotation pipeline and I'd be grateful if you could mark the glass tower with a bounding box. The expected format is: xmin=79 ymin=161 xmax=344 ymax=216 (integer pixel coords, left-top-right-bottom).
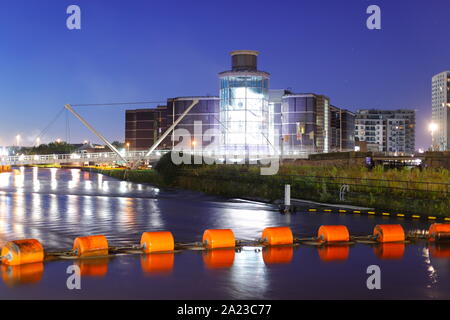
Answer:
xmin=219 ymin=51 xmax=270 ymax=155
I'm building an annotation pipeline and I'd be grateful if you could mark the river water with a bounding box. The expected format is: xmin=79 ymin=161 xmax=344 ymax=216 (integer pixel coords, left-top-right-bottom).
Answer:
xmin=0 ymin=167 xmax=448 ymax=299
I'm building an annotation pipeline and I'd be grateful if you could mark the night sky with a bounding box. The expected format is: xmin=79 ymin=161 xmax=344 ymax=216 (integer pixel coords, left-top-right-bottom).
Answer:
xmin=0 ymin=0 xmax=449 ymax=149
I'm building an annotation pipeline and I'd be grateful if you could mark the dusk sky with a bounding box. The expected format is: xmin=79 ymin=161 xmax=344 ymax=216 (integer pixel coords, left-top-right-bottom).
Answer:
xmin=0 ymin=0 xmax=449 ymax=149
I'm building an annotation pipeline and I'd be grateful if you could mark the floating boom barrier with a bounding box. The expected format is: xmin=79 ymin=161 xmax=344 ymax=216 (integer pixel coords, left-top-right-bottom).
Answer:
xmin=1 ymin=223 xmax=449 ymax=267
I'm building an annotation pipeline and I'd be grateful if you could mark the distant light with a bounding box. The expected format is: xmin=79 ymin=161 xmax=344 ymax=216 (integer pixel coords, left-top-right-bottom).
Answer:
xmin=429 ymin=123 xmax=438 ymax=133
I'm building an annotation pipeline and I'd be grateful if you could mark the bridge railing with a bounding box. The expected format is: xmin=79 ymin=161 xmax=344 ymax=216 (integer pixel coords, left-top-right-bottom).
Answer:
xmin=0 ymin=150 xmax=171 ymax=165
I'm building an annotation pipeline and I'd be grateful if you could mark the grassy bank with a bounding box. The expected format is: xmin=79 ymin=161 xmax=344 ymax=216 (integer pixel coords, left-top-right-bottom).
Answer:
xmin=85 ymin=154 xmax=450 ymax=217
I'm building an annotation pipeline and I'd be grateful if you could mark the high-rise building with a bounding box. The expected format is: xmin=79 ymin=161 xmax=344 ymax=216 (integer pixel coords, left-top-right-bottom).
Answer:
xmin=219 ymin=51 xmax=271 ymax=155
xmin=355 ymin=109 xmax=416 ymax=154
xmin=125 ymin=106 xmax=167 ymax=151
xmin=431 ymin=71 xmax=450 ymax=151
xmin=330 ymin=105 xmax=356 ymax=152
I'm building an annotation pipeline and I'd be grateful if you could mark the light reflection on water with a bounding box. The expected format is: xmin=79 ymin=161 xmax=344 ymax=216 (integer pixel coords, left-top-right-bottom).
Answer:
xmin=0 ymin=168 xmax=448 ymax=299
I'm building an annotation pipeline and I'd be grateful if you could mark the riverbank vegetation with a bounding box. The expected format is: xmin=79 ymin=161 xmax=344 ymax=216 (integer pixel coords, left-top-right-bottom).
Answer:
xmin=87 ymin=153 xmax=450 ymax=216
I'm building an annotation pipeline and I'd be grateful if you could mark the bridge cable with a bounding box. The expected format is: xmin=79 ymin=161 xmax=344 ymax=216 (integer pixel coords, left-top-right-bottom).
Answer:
xmin=33 ymin=107 xmax=66 ymax=147
xmin=71 ymin=101 xmax=166 ymax=107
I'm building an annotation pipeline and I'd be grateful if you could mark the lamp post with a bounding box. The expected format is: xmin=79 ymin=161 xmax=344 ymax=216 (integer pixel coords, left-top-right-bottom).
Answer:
xmin=16 ymin=134 xmax=21 ymax=148
xmin=429 ymin=123 xmax=438 ymax=151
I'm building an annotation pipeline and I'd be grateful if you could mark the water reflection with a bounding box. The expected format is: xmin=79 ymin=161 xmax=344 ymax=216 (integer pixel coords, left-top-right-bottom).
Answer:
xmin=1 ymin=263 xmax=44 ymax=287
xmin=374 ymin=243 xmax=405 ymax=260
xmin=75 ymin=258 xmax=109 ymax=277
xmin=317 ymin=245 xmax=350 ymax=262
xmin=203 ymin=249 xmax=235 ymax=269
xmin=262 ymin=246 xmax=293 ymax=265
xmin=141 ymin=253 xmax=174 ymax=274
xmin=429 ymin=244 xmax=450 ymax=259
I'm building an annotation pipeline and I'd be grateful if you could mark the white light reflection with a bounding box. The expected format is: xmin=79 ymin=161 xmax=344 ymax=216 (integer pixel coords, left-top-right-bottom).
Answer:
xmin=0 ymin=172 xmax=11 ymax=188
xmin=82 ymin=195 xmax=93 ymax=221
xmin=84 ymin=181 xmax=92 ymax=190
xmin=12 ymin=193 xmax=25 ymax=238
xmin=49 ymin=194 xmax=59 ymax=222
xmin=228 ymin=249 xmax=268 ymax=299
xmin=14 ymin=170 xmax=25 ymax=192
xmin=216 ymin=205 xmax=274 ymax=241
xmin=66 ymin=195 xmax=80 ymax=225
xmin=32 ymin=167 xmax=40 ymax=192
xmin=118 ymin=197 xmax=136 ymax=232
xmin=422 ymin=247 xmax=438 ymax=288
xmin=97 ymin=174 xmax=103 ymax=190
xmin=119 ymin=181 xmax=128 ymax=193
xmin=50 ymin=168 xmax=58 ymax=190
xmin=147 ymin=200 xmax=164 ymax=228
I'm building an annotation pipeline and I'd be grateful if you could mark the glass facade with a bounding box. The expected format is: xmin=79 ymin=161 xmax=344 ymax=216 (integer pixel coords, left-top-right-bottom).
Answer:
xmin=220 ymin=74 xmax=270 ymax=154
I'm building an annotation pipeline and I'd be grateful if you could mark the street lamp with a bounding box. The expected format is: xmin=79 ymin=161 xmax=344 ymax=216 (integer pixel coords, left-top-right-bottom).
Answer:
xmin=16 ymin=134 xmax=21 ymax=147
xmin=429 ymin=122 xmax=438 ymax=151
xmin=36 ymin=137 xmax=41 ymax=147
xmin=126 ymin=142 xmax=130 ymax=154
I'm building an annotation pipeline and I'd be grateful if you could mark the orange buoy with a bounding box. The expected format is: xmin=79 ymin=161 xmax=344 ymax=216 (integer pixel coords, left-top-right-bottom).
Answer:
xmin=318 ymin=246 xmax=350 ymax=262
xmin=1 ymin=263 xmax=44 ymax=287
xmin=73 ymin=235 xmax=108 ymax=257
xmin=262 ymin=246 xmax=293 ymax=265
xmin=203 ymin=249 xmax=235 ymax=269
xmin=374 ymin=243 xmax=405 ymax=260
xmin=428 ymin=224 xmax=450 ymax=242
xmin=202 ymin=229 xmax=235 ymax=249
xmin=76 ymin=259 xmax=108 ymax=277
xmin=141 ymin=253 xmax=174 ymax=274
xmin=317 ymin=225 xmax=350 ymax=243
xmin=1 ymin=239 xmax=44 ymax=266
xmin=140 ymin=231 xmax=174 ymax=253
xmin=261 ymin=227 xmax=293 ymax=246
xmin=373 ymin=224 xmax=405 ymax=243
